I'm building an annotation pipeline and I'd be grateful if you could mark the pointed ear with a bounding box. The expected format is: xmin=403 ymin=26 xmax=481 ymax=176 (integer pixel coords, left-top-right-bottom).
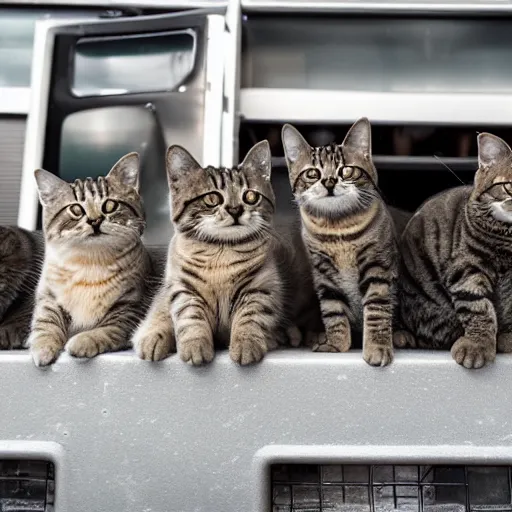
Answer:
xmin=342 ymin=117 xmax=371 ymax=156
xmin=240 ymin=140 xmax=271 ymax=178
xmin=281 ymin=124 xmax=310 ymax=164
xmin=107 ymin=152 xmax=140 ymax=191
xmin=166 ymin=145 xmax=202 ymax=186
xmin=34 ymin=169 xmax=72 ymax=207
xmin=478 ymin=133 xmax=511 ymax=169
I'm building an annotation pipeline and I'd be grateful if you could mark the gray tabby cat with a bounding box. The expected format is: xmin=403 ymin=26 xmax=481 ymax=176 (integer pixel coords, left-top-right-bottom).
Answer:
xmin=133 ymin=140 xmax=317 ymax=364
xmin=282 ymin=117 xmax=398 ymax=366
xmin=0 ymin=227 xmax=43 ymax=348
xmin=396 ymin=133 xmax=512 ymax=369
xmin=28 ymin=153 xmax=152 ymax=366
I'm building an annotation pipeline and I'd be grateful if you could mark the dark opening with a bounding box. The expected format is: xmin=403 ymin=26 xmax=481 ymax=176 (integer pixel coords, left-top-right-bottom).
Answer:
xmin=272 ymin=463 xmax=512 ymax=511
xmin=0 ymin=460 xmax=55 ymax=512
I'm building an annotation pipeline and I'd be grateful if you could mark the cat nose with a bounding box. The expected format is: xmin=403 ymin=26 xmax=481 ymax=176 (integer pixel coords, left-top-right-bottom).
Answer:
xmin=226 ymin=205 xmax=244 ymax=219
xmin=322 ymin=177 xmax=336 ymax=190
xmin=87 ymin=216 xmax=104 ymax=227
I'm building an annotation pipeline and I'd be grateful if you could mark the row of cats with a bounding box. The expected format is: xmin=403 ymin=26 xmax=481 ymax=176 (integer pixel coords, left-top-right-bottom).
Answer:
xmin=1 ymin=117 xmax=511 ymax=370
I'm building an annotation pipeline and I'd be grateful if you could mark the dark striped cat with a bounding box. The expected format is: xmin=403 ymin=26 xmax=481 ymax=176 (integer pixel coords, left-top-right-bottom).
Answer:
xmin=282 ymin=117 xmax=398 ymax=366
xmin=133 ymin=140 xmax=317 ymax=365
xmin=0 ymin=226 xmax=43 ymax=349
xmin=396 ymin=132 xmax=512 ymax=369
xmin=28 ymin=153 xmax=153 ymax=366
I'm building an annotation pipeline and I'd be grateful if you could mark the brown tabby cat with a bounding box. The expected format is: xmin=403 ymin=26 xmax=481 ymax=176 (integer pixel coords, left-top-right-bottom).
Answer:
xmin=28 ymin=153 xmax=152 ymax=366
xmin=282 ymin=117 xmax=398 ymax=366
xmin=133 ymin=140 xmax=317 ymax=365
xmin=396 ymin=132 xmax=512 ymax=369
xmin=0 ymin=227 xmax=43 ymax=349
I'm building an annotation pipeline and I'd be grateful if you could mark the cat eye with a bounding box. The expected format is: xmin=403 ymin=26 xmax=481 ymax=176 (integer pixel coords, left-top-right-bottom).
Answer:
xmin=69 ymin=204 xmax=84 ymax=218
xmin=203 ymin=192 xmax=223 ymax=208
xmin=243 ymin=190 xmax=260 ymax=205
xmin=503 ymin=183 xmax=512 ymax=196
xmin=305 ymin=168 xmax=320 ymax=181
xmin=339 ymin=166 xmax=362 ymax=181
xmin=102 ymin=199 xmax=119 ymax=214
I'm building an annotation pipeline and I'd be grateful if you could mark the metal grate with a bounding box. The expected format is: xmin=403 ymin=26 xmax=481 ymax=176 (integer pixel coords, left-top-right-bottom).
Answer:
xmin=272 ymin=464 xmax=512 ymax=511
xmin=0 ymin=460 xmax=54 ymax=512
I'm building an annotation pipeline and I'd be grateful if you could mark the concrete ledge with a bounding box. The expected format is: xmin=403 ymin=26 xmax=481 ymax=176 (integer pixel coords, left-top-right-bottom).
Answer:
xmin=0 ymin=349 xmax=510 ymax=512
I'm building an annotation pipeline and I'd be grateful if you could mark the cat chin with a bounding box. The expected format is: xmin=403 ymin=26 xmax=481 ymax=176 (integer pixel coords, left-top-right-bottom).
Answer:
xmin=195 ymin=225 xmax=260 ymax=243
xmin=301 ymin=194 xmax=364 ymax=218
xmin=490 ymin=202 xmax=512 ymax=224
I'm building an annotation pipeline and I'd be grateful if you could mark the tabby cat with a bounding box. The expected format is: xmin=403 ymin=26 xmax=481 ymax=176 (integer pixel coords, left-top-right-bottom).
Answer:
xmin=396 ymin=132 xmax=512 ymax=369
xmin=133 ymin=140 xmax=317 ymax=365
xmin=28 ymin=153 xmax=152 ymax=366
xmin=0 ymin=226 xmax=43 ymax=349
xmin=281 ymin=117 xmax=398 ymax=367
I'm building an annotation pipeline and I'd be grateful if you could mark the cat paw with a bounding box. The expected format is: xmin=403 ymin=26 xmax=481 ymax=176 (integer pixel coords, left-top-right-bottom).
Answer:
xmin=393 ymin=330 xmax=416 ymax=349
xmin=66 ymin=333 xmax=100 ymax=359
xmin=178 ymin=337 xmax=215 ymax=366
xmin=451 ymin=337 xmax=496 ymax=369
xmin=286 ymin=326 xmax=302 ymax=347
xmin=133 ymin=329 xmax=175 ymax=361
xmin=230 ymin=335 xmax=268 ymax=365
xmin=498 ymin=333 xmax=512 ymax=353
xmin=363 ymin=345 xmax=394 ymax=367
xmin=303 ymin=330 xmax=324 ymax=348
xmin=312 ymin=332 xmax=350 ymax=353
xmin=29 ymin=337 xmax=62 ymax=367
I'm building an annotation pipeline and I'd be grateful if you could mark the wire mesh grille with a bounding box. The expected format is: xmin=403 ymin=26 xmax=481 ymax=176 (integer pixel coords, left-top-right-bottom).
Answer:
xmin=0 ymin=460 xmax=54 ymax=512
xmin=272 ymin=464 xmax=512 ymax=511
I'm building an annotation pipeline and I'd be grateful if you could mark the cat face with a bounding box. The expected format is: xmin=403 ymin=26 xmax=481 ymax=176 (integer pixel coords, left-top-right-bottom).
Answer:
xmin=282 ymin=118 xmax=378 ymax=218
xmin=166 ymin=141 xmax=275 ymax=244
xmin=473 ymin=133 xmax=512 ymax=225
xmin=34 ymin=153 xmax=145 ymax=245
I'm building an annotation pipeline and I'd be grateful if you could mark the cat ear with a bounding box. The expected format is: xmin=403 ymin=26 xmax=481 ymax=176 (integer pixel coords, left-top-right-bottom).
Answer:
xmin=478 ymin=133 xmax=511 ymax=169
xmin=34 ymin=169 xmax=73 ymax=207
xmin=107 ymin=152 xmax=140 ymax=191
xmin=282 ymin=124 xmax=310 ymax=164
xmin=166 ymin=145 xmax=202 ymax=185
xmin=342 ymin=117 xmax=372 ymax=156
xmin=240 ymin=140 xmax=271 ymax=179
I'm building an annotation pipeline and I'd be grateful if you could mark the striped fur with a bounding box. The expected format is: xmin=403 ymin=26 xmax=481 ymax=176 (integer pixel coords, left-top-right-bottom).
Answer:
xmin=133 ymin=141 xmax=317 ymax=365
xmin=398 ymin=133 xmax=512 ymax=369
xmin=28 ymin=153 xmax=152 ymax=366
xmin=0 ymin=227 xmax=43 ymax=348
xmin=282 ymin=118 xmax=398 ymax=366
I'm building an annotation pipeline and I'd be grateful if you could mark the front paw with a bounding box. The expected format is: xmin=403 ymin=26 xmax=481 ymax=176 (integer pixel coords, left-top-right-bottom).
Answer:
xmin=312 ymin=330 xmax=351 ymax=353
xmin=133 ymin=328 xmax=175 ymax=361
xmin=230 ymin=333 xmax=268 ymax=365
xmin=29 ymin=336 xmax=63 ymax=367
xmin=363 ymin=344 xmax=394 ymax=367
xmin=393 ymin=330 xmax=416 ymax=349
xmin=66 ymin=332 xmax=100 ymax=359
xmin=178 ymin=336 xmax=214 ymax=366
xmin=451 ymin=336 xmax=496 ymax=369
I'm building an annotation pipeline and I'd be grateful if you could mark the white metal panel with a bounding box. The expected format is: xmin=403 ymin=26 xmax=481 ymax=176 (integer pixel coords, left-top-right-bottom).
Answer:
xmin=0 ymin=349 xmax=511 ymax=512
xmin=0 ymin=87 xmax=30 ymax=115
xmin=240 ymin=88 xmax=512 ymax=125
xmin=242 ymin=0 xmax=512 ymax=13
xmin=221 ymin=0 xmax=242 ymax=167
xmin=18 ymin=18 xmax=84 ymax=231
xmin=202 ymin=14 xmax=225 ymax=167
